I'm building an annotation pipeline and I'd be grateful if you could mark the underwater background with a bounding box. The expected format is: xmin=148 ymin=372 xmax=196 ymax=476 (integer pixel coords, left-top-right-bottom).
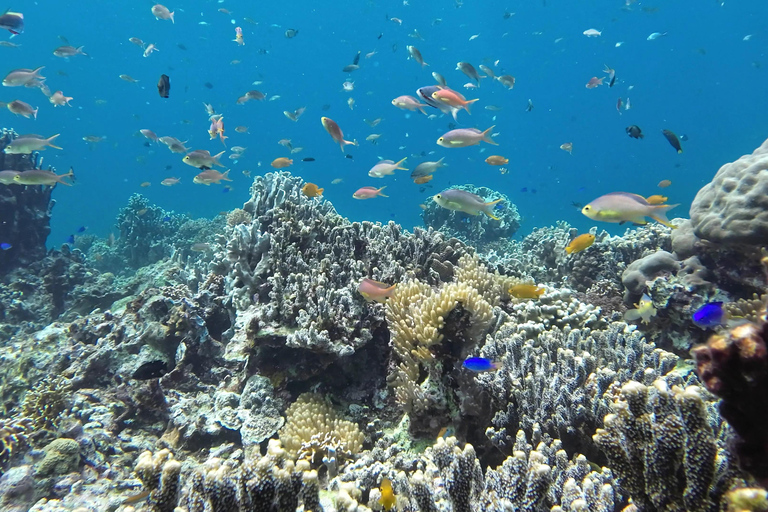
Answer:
xmin=1 ymin=0 xmax=765 ymax=244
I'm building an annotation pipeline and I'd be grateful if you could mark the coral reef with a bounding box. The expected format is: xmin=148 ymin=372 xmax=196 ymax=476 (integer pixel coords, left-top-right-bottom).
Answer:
xmin=421 ymin=184 xmax=521 ymax=251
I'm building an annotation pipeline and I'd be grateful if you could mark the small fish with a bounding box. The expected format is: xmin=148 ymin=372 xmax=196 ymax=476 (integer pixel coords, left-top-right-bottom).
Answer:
xmin=120 ymin=74 xmax=139 ymax=83
xmin=129 ymin=37 xmax=144 ymax=47
xmin=49 ymin=91 xmax=73 ymax=107
xmin=433 ymin=189 xmax=502 ymax=219
xmin=302 ymin=182 xmax=324 ymax=197
xmin=53 ymin=45 xmax=87 ymax=58
xmin=582 ymin=192 xmax=678 ymax=228
xmin=302 ymin=157 xmax=316 ymax=162
xmin=462 ymin=357 xmax=501 ymax=372
xmin=331 ymin=178 xmax=343 ymax=184
xmin=183 ymin=150 xmax=226 ymax=169
xmin=193 ymin=169 xmax=231 ymax=185
xmin=342 ymin=64 xmax=360 ymax=72
xmin=65 ymin=235 xmax=75 ymax=244
xmin=379 ymin=479 xmax=396 ymax=511
xmin=4 ymin=134 xmax=61 ymax=154
xmin=496 ymin=75 xmax=515 ymax=89
xmin=190 ymin=243 xmax=211 ymax=252
xmin=353 ymin=186 xmax=388 ymax=199
xmin=2 ymin=66 xmax=45 ymax=87
xmin=626 ymin=125 xmax=643 ymax=139
xmin=692 ymin=302 xmax=727 ymax=329
xmin=347 ymin=97 xmax=355 ymax=110
xmin=437 ymin=126 xmax=496 ymax=148
xmin=583 ymin=28 xmax=602 ymax=37
xmin=235 ymin=126 xmax=249 ymax=133
xmin=5 ymin=99 xmax=37 ymax=119
xmin=413 ymin=175 xmax=433 ymax=184
xmin=432 ymin=72 xmax=446 ymax=86
xmin=603 ymin=65 xmax=616 ymax=87
xmin=456 ymin=62 xmax=481 ymax=85
xmin=624 ymin=294 xmax=657 ymax=324
xmin=234 ymin=26 xmax=244 ymax=45
xmin=369 ymin=158 xmax=408 ymax=178
xmin=411 ymin=157 xmax=447 ymax=179
xmin=0 ymin=242 xmax=12 ymax=250
xmin=14 ymin=169 xmax=73 ymax=186
xmin=662 ymin=129 xmax=683 ymax=153
xmin=586 ymin=77 xmax=604 ymax=89
xmin=392 ymin=95 xmax=428 ymax=115
xmin=645 ymin=195 xmax=668 ymax=205
xmin=321 ymin=117 xmax=357 ymax=151
xmin=364 ymin=118 xmax=383 ymax=127
xmin=285 ymin=28 xmax=298 ymax=38
xmin=658 ymin=179 xmax=672 ymax=188
xmin=151 ymin=4 xmax=175 ymax=23
xmin=358 ymin=278 xmax=397 ymax=302
xmin=616 ymin=97 xmax=623 ymax=112
xmin=508 ymin=284 xmax=545 ymax=299
xmin=560 ymin=142 xmax=573 ymax=154
xmin=271 ymin=157 xmax=293 ymax=168
xmin=143 ymin=43 xmax=158 ymax=57
xmin=485 ymin=155 xmax=508 ymax=166
xmin=161 ymin=177 xmax=180 ymax=186
xmin=647 ymin=32 xmax=667 ymax=41
xmin=140 ymin=129 xmax=158 ymax=142
xmin=407 ymin=45 xmax=428 ymax=67
xmin=525 ymin=99 xmax=533 ymax=112
xmin=83 ymin=135 xmax=105 ymax=143
xmin=565 ymin=233 xmax=595 ymax=254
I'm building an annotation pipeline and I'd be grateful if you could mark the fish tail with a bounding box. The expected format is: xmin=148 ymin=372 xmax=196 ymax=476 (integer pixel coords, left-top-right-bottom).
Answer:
xmin=418 ymin=106 xmax=427 ymax=115
xmin=46 ymin=133 xmax=62 ymax=149
xmin=481 ymin=125 xmax=498 ymax=145
xmin=377 ymin=186 xmax=388 ymax=197
xmin=33 ymin=107 xmax=38 ymax=120
xmin=650 ymin=203 xmax=679 ymax=229
xmin=395 ymin=157 xmax=408 ymax=170
xmin=170 ymin=11 xmax=175 ymax=24
xmin=483 ymin=198 xmax=503 ymax=220
xmin=464 ymin=98 xmax=480 ymax=114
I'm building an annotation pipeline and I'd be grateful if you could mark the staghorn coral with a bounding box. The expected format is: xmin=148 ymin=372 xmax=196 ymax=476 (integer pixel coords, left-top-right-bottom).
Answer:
xmin=593 ymin=380 xmax=750 ymax=511
xmin=21 ymin=376 xmax=72 ymax=431
xmin=278 ymin=393 xmax=364 ymax=464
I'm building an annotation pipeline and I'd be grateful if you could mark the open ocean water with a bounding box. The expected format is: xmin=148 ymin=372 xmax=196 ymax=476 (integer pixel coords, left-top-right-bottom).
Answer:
xmin=2 ymin=0 xmax=766 ymax=245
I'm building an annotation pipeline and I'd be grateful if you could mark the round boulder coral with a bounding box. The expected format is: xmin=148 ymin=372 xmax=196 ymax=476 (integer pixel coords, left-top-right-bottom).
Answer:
xmin=690 ymin=138 xmax=768 ymax=245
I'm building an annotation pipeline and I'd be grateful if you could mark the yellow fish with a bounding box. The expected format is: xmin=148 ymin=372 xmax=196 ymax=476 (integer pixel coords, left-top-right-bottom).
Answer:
xmin=379 ymin=478 xmax=396 ymax=511
xmin=645 ymin=194 xmax=668 ymax=205
xmin=509 ymin=284 xmax=545 ymax=299
xmin=565 ymin=233 xmax=595 ymax=254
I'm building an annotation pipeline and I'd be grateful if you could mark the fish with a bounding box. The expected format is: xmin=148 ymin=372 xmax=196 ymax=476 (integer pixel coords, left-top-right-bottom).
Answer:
xmin=161 ymin=177 xmax=180 ymax=186
xmin=433 ymin=189 xmax=502 ymax=219
xmin=565 ymin=234 xmax=595 ymax=254
xmin=321 ymin=117 xmax=357 ymax=151
xmin=525 ymin=99 xmax=533 ymax=111
xmin=485 ymin=155 xmax=509 ymax=166
xmin=49 ymin=91 xmax=73 ymax=107
xmin=65 ymin=235 xmax=75 ymax=244
xmin=342 ymin=80 xmax=354 ymax=92
xmin=2 ymin=66 xmax=45 ymax=87
xmin=626 ymin=125 xmax=643 ymax=139
xmin=302 ymin=157 xmax=316 ymax=162
xmin=411 ymin=157 xmax=447 ymax=179
xmin=583 ymin=29 xmax=602 ymax=37
xmin=603 ymin=65 xmax=616 ymax=87
xmin=368 ymin=158 xmax=408 ymax=178
xmin=392 ymin=95 xmax=428 ymax=115
xmin=436 ymin=426 xmax=455 ymax=440
xmin=456 ymin=62 xmax=481 ymax=85
xmin=364 ymin=117 xmax=383 ymax=127
xmin=662 ymin=129 xmax=683 ymax=153
xmin=234 ymin=27 xmax=244 ymax=45
xmin=616 ymin=97 xmax=623 ymax=112
xmin=157 ymin=74 xmax=170 ymax=98
xmin=140 ymin=182 xmax=151 ymax=188
xmin=479 ymin=64 xmax=495 ymax=79
xmin=645 ymin=195 xmax=668 ymax=205
xmin=235 ymin=126 xmax=249 ymax=133
xmin=193 ymin=169 xmax=231 ymax=185
xmin=658 ymin=179 xmax=672 ymax=188
xmin=353 ymin=186 xmax=388 ymax=199
xmin=183 ymin=150 xmax=226 ymax=169
xmin=3 ymin=134 xmax=61 ymax=154
xmin=585 ymin=77 xmax=604 ymax=88
xmin=0 ymin=41 xmax=21 ymax=48
xmin=53 ymin=45 xmax=87 ymax=58
xmin=496 ymin=75 xmax=515 ymax=89
xmin=285 ymin=28 xmax=298 ymax=38
xmin=432 ymin=72 xmax=446 ymax=86
xmin=5 ymin=100 xmax=37 ymax=119
xmin=190 ymin=243 xmax=211 ymax=252
xmin=140 ymin=129 xmax=158 ymax=142
xmin=358 ymin=278 xmax=397 ymax=302
xmin=582 ymin=192 xmax=678 ymax=228
xmin=347 ymin=97 xmax=355 ymax=110
xmin=414 ymin=175 xmax=433 ymax=185
xmin=431 ymin=87 xmax=479 ymax=114
xmin=560 ymin=142 xmax=573 ymax=154
xmin=0 ymin=242 xmax=11 ymax=250
xmin=647 ymin=32 xmax=667 ymax=40
xmin=129 ymin=37 xmax=144 ymax=47
xmin=83 ymin=136 xmax=105 ymax=143
xmin=13 ymin=169 xmax=74 ymax=186
xmin=151 ymin=4 xmax=175 ymax=23
xmin=342 ymin=64 xmax=360 ymax=73
xmin=301 ymin=183 xmax=324 ymax=198
xmin=0 ymin=10 xmax=24 ymax=35
xmin=462 ymin=357 xmax=501 ymax=372
xmin=416 ymin=85 xmax=461 ymax=121
xmin=508 ymin=284 xmax=545 ymax=299
xmin=379 ymin=479 xmax=396 ymax=511
xmin=437 ymin=126 xmax=497 ymax=148
xmin=143 ymin=43 xmax=158 ymax=58
xmin=0 ymin=170 xmax=20 ymax=184
xmin=271 ymin=157 xmax=293 ymax=169
xmin=692 ymin=302 xmax=727 ymax=329
xmin=407 ymin=45 xmax=428 ymax=67
xmin=624 ymin=294 xmax=657 ymax=324
xmin=120 ymin=74 xmax=139 ymax=83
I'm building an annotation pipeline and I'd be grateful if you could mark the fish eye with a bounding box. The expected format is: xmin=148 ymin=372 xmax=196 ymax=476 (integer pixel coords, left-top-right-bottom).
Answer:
xmin=583 ymin=205 xmax=590 ymax=211
xmin=435 ymin=194 xmax=441 ymax=199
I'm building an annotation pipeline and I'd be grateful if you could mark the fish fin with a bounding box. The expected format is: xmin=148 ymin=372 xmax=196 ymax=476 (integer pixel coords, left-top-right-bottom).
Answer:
xmin=450 ymin=107 xmax=459 ymax=122
xmin=394 ymin=157 xmax=408 ymax=170
xmin=377 ymin=186 xmax=388 ymax=197
xmin=650 ymin=203 xmax=679 ymax=228
xmin=481 ymin=125 xmax=498 ymax=145
xmin=464 ymin=98 xmax=480 ymax=114
xmin=46 ymin=133 xmax=62 ymax=149
xmin=483 ymin=198 xmax=503 ymax=219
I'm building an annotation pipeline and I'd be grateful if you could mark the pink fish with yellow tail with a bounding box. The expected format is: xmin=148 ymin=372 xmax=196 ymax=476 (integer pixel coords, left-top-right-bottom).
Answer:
xmin=358 ymin=278 xmax=397 ymax=302
xmin=321 ymin=117 xmax=357 ymax=151
xmin=353 ymin=186 xmax=388 ymax=199
xmin=582 ymin=192 xmax=678 ymax=228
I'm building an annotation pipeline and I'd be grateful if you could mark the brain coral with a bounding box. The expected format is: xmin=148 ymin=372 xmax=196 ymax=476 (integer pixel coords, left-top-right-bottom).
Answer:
xmin=690 ymin=138 xmax=768 ymax=245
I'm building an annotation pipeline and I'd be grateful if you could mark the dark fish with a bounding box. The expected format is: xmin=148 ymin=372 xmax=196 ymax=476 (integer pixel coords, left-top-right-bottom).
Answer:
xmin=353 ymin=51 xmax=361 ymax=65
xmin=177 ymin=43 xmax=187 ymax=50
xmin=377 ymin=33 xmax=383 ymax=40
xmin=321 ymin=104 xmax=331 ymax=111
xmin=520 ymin=187 xmax=528 ymax=192
xmin=65 ymin=234 xmax=75 ymax=244
xmin=503 ymin=11 xmax=513 ymax=19
xmin=204 ymin=82 xmax=213 ymax=89
xmin=163 ymin=216 xmax=172 ymax=222
xmin=302 ymin=157 xmax=316 ymax=162
xmin=392 ymin=43 xmax=397 ymax=52
xmin=0 ymin=11 xmax=24 ymax=35
xmin=531 ymin=189 xmax=537 ymax=194
xmin=165 ymin=165 xmax=172 ymax=170
xmin=157 ymin=74 xmax=170 ymax=98
xmin=345 ymin=154 xmax=353 ymax=159
xmin=285 ymin=28 xmax=298 ymax=38
xmin=77 ymin=226 xmax=87 ymax=233
xmin=525 ymin=99 xmax=533 ymax=112
xmin=662 ymin=129 xmax=683 ymax=153
xmin=342 ymin=64 xmax=359 ymax=72
xmin=626 ymin=125 xmax=643 ymax=139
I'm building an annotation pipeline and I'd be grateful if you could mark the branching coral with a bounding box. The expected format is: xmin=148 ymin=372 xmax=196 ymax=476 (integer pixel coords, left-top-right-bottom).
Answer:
xmin=21 ymin=376 xmax=72 ymax=431
xmin=278 ymin=393 xmax=364 ymax=464
xmin=0 ymin=417 xmax=31 ymax=475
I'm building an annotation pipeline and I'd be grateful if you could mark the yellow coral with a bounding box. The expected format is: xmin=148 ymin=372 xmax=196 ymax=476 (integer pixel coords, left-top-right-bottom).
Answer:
xmin=278 ymin=394 xmax=364 ymax=463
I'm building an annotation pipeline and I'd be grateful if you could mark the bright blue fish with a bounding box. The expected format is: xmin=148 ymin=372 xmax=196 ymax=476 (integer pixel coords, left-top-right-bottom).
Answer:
xmin=76 ymin=226 xmax=87 ymax=233
xmin=693 ymin=302 xmax=726 ymax=328
xmin=462 ymin=357 xmax=501 ymax=372
xmin=65 ymin=235 xmax=75 ymax=244
xmin=0 ymin=242 xmax=12 ymax=250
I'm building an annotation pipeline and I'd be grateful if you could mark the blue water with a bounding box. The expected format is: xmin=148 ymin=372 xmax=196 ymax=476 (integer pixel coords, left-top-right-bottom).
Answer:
xmin=2 ymin=0 xmax=766 ymax=248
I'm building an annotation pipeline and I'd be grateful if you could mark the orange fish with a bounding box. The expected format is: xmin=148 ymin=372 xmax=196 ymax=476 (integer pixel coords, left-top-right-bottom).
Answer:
xmin=485 ymin=155 xmax=509 ymax=165
xmin=358 ymin=278 xmax=397 ymax=302
xmin=302 ymin=183 xmax=324 ymax=197
xmin=565 ymin=233 xmax=595 ymax=254
xmin=271 ymin=157 xmax=293 ymax=168
xmin=645 ymin=195 xmax=668 ymax=205
xmin=413 ymin=175 xmax=433 ymax=184
xmin=509 ymin=284 xmax=545 ymax=299
xmin=321 ymin=117 xmax=357 ymax=151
